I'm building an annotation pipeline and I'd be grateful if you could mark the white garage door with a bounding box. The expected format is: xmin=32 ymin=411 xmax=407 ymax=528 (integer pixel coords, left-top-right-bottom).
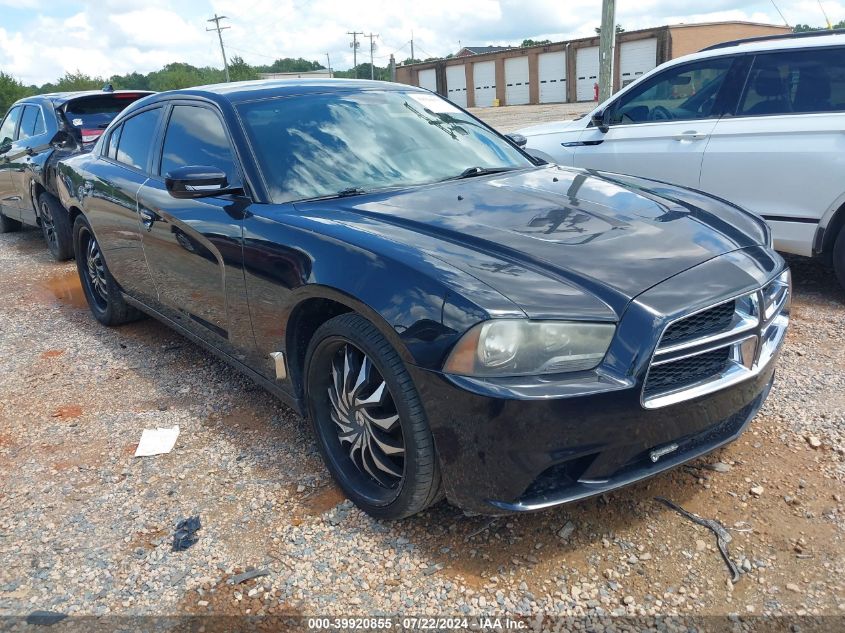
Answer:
xmin=620 ymin=38 xmax=658 ymax=87
xmin=418 ymin=68 xmax=437 ymax=93
xmin=504 ymin=57 xmax=530 ymax=105
xmin=538 ymin=51 xmax=566 ymax=103
xmin=473 ymin=60 xmax=496 ymax=108
xmin=576 ymin=46 xmax=599 ymax=101
xmin=445 ymin=65 xmax=467 ymax=108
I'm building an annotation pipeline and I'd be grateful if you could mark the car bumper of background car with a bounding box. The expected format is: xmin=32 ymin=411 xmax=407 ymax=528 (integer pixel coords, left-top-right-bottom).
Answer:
xmin=410 ymin=360 xmax=778 ymax=515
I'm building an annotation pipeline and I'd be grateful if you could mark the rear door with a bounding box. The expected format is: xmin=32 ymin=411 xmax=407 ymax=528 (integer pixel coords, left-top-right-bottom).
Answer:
xmin=83 ymin=107 xmax=162 ymax=304
xmin=137 ymin=102 xmax=252 ymax=356
xmin=0 ymin=106 xmax=24 ymax=219
xmin=700 ymin=47 xmax=845 ymax=256
xmin=572 ymin=55 xmax=742 ymax=188
xmin=11 ymin=104 xmax=49 ymax=223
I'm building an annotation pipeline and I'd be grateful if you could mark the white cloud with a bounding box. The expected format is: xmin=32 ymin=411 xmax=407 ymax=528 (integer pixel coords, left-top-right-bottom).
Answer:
xmin=1 ymin=0 xmax=843 ymax=85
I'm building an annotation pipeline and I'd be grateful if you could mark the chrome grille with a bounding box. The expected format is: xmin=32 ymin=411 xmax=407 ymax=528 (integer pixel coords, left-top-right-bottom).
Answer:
xmin=642 ymin=269 xmax=791 ymax=409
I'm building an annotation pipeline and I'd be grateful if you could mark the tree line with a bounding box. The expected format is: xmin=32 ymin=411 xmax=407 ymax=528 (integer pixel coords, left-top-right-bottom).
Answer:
xmin=1 ymin=56 xmax=397 ymax=115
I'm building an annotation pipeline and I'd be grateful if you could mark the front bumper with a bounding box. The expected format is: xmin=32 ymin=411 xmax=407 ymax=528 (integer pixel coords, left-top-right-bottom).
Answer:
xmin=411 ymin=247 xmax=788 ymax=515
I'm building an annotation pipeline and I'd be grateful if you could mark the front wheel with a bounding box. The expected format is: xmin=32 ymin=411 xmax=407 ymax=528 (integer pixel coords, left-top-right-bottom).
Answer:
xmin=304 ymin=313 xmax=443 ymax=520
xmin=73 ymin=214 xmax=143 ymax=326
xmin=834 ymin=227 xmax=845 ymax=291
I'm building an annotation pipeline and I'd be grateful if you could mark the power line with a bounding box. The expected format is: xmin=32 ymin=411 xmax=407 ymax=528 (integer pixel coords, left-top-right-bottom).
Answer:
xmin=207 ymin=14 xmax=231 ymax=82
xmin=769 ymin=0 xmax=790 ymax=27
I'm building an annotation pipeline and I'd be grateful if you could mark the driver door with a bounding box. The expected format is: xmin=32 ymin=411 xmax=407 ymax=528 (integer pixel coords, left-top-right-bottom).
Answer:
xmin=572 ymin=56 xmax=743 ymax=188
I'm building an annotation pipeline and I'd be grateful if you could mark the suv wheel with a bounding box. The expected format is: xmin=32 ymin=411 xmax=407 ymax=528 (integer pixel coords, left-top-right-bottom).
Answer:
xmin=304 ymin=313 xmax=443 ymax=520
xmin=39 ymin=193 xmax=74 ymax=260
xmin=73 ymin=214 xmax=143 ymax=326
xmin=0 ymin=211 xmax=22 ymax=233
xmin=834 ymin=227 xmax=845 ymax=291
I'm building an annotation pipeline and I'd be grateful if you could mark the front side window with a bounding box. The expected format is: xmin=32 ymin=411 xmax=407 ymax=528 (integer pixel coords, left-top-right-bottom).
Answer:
xmin=237 ymin=89 xmax=532 ymax=203
xmin=159 ymin=105 xmax=238 ymax=185
xmin=115 ymin=109 xmax=161 ymax=171
xmin=0 ymin=106 xmax=22 ymax=145
xmin=608 ymin=57 xmax=735 ymax=125
xmin=739 ymin=48 xmax=845 ymax=116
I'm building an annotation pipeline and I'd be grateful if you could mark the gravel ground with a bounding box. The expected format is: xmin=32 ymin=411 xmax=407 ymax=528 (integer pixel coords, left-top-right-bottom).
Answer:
xmin=469 ymin=102 xmax=590 ymax=133
xmin=1 ymin=183 xmax=844 ymax=627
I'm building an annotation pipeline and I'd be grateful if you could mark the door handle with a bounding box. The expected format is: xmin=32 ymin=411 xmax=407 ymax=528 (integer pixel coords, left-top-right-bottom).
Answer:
xmin=139 ymin=209 xmax=157 ymax=231
xmin=674 ymin=131 xmax=707 ymax=141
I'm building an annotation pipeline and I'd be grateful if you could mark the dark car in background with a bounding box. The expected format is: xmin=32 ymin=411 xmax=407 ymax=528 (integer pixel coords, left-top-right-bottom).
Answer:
xmin=57 ymin=79 xmax=789 ymax=519
xmin=0 ymin=87 xmax=153 ymax=259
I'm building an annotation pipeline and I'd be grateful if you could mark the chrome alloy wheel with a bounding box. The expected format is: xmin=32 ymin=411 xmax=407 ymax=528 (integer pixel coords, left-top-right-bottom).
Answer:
xmin=328 ymin=344 xmax=405 ymax=489
xmin=40 ymin=200 xmax=57 ymax=248
xmin=86 ymin=235 xmax=108 ymax=304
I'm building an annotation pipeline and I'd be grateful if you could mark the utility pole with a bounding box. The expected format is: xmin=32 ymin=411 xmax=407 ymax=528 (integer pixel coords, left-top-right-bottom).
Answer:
xmin=325 ymin=52 xmax=333 ymax=78
xmin=598 ymin=0 xmax=616 ymax=102
xmin=348 ymin=31 xmax=362 ymax=78
xmin=207 ymin=14 xmax=231 ymax=82
xmin=410 ymin=30 xmax=415 ymax=62
xmin=389 ymin=54 xmax=396 ymax=82
xmin=365 ymin=32 xmax=378 ymax=80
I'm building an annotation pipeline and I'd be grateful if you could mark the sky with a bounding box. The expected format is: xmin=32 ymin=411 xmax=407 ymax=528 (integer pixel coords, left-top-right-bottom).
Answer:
xmin=0 ymin=0 xmax=843 ymax=85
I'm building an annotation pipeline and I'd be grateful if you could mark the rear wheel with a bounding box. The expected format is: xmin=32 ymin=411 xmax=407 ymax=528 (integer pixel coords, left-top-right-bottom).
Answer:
xmin=0 ymin=211 xmax=21 ymax=233
xmin=39 ymin=192 xmax=74 ymax=261
xmin=834 ymin=227 xmax=845 ymax=291
xmin=73 ymin=214 xmax=142 ymax=326
xmin=304 ymin=313 xmax=443 ymax=519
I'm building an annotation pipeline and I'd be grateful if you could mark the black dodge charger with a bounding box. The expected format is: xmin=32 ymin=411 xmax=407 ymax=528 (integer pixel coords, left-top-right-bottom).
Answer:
xmin=57 ymin=79 xmax=790 ymax=519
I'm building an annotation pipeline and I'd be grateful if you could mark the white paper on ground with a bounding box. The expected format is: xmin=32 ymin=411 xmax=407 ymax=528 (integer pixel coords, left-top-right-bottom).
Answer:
xmin=134 ymin=425 xmax=180 ymax=457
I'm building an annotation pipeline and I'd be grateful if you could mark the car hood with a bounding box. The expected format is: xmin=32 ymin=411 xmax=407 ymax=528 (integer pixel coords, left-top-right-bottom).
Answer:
xmin=516 ymin=117 xmax=587 ymax=137
xmin=299 ymin=166 xmax=767 ymax=316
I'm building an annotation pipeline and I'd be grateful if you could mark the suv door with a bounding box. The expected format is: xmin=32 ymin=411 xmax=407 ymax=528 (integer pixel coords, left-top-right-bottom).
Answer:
xmin=84 ymin=107 xmax=162 ymax=304
xmin=0 ymin=106 xmax=24 ymax=219
xmin=700 ymin=47 xmax=845 ymax=256
xmin=136 ymin=102 xmax=253 ymax=357
xmin=572 ymin=56 xmax=742 ymax=187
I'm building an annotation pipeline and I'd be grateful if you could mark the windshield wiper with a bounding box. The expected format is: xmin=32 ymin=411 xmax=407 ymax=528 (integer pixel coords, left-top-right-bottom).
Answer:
xmin=444 ymin=166 xmax=516 ymax=181
xmin=335 ymin=187 xmax=367 ymax=197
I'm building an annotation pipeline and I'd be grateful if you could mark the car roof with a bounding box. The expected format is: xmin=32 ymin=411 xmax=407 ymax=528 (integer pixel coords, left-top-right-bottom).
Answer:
xmin=145 ymin=78 xmax=424 ymax=106
xmin=674 ymin=31 xmax=845 ymax=65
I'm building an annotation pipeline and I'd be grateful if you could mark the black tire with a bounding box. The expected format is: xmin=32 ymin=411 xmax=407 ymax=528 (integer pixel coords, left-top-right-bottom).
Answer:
xmin=304 ymin=313 xmax=443 ymax=520
xmin=0 ymin=211 xmax=22 ymax=233
xmin=73 ymin=214 xmax=143 ymax=326
xmin=38 ymin=192 xmax=74 ymax=261
xmin=834 ymin=227 xmax=845 ymax=291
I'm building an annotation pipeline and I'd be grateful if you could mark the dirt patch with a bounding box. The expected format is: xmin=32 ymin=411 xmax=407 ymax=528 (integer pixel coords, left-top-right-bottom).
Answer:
xmin=35 ymin=269 xmax=88 ymax=310
xmin=51 ymin=404 xmax=83 ymax=419
xmin=298 ymin=484 xmax=346 ymax=517
xmin=39 ymin=349 xmax=65 ymax=359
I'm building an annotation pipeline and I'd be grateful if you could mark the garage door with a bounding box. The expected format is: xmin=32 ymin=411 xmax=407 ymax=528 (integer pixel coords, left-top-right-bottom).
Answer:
xmin=504 ymin=57 xmax=530 ymax=105
xmin=576 ymin=46 xmax=599 ymax=101
xmin=538 ymin=51 xmax=566 ymax=103
xmin=418 ymin=68 xmax=437 ymax=93
xmin=445 ymin=65 xmax=467 ymax=108
xmin=473 ymin=60 xmax=496 ymax=108
xmin=620 ymin=38 xmax=658 ymax=87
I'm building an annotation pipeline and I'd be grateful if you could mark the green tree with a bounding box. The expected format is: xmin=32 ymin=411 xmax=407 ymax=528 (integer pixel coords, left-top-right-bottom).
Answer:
xmin=794 ymin=20 xmax=845 ymax=32
xmin=255 ymin=57 xmax=325 ymax=73
xmin=521 ymin=38 xmax=552 ymax=47
xmin=39 ymin=70 xmax=106 ymax=93
xmin=0 ymin=71 xmax=33 ymax=116
xmin=228 ymin=56 xmax=260 ymax=82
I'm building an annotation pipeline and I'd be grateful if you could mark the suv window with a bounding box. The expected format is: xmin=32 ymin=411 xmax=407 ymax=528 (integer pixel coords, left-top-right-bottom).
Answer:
xmin=18 ymin=105 xmax=45 ymax=140
xmin=115 ymin=109 xmax=161 ymax=171
xmin=0 ymin=106 xmax=22 ymax=145
xmin=608 ymin=57 xmax=734 ymax=125
xmin=106 ymin=124 xmax=122 ymax=160
xmin=739 ymin=48 xmax=845 ymax=116
xmin=159 ymin=105 xmax=238 ymax=184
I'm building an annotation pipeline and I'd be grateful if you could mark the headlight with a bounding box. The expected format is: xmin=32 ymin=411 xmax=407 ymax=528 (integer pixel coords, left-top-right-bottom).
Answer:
xmin=443 ymin=320 xmax=616 ymax=377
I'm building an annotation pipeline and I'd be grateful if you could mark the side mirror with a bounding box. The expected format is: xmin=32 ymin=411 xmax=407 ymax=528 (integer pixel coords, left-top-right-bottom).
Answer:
xmin=505 ymin=132 xmax=527 ymax=147
xmin=590 ymin=110 xmax=609 ymax=134
xmin=165 ymin=166 xmax=238 ymax=199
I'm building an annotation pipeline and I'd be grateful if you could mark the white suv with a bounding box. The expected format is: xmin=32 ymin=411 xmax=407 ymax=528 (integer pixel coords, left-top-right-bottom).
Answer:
xmin=517 ymin=31 xmax=845 ymax=288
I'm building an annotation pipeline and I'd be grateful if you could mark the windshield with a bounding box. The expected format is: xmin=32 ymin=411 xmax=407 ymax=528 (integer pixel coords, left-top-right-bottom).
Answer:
xmin=237 ymin=89 xmax=532 ymax=203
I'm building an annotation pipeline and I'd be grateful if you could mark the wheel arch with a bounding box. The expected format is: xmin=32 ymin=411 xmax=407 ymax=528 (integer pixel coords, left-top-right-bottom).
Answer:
xmin=817 ymin=199 xmax=845 ymax=261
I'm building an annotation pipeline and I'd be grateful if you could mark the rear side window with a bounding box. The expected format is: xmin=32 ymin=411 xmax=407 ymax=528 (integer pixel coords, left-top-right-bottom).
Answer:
xmin=739 ymin=48 xmax=845 ymax=116
xmin=18 ymin=105 xmax=45 ymax=140
xmin=0 ymin=106 xmax=22 ymax=145
xmin=115 ymin=108 xmax=161 ymax=171
xmin=106 ymin=124 xmax=122 ymax=160
xmin=159 ymin=105 xmax=238 ymax=184
xmin=64 ymin=93 xmax=149 ymax=143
